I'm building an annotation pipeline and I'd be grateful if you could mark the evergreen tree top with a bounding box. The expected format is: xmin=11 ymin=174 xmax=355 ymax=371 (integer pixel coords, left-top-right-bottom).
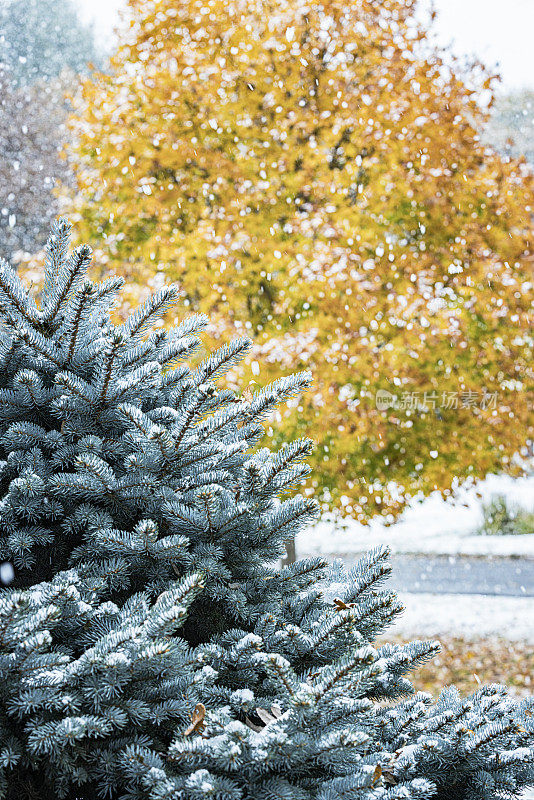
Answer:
xmin=0 ymin=217 xmax=317 ymax=628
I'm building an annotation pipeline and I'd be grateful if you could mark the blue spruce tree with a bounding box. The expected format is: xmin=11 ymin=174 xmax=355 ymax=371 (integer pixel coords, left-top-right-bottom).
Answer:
xmin=0 ymin=220 xmax=532 ymax=799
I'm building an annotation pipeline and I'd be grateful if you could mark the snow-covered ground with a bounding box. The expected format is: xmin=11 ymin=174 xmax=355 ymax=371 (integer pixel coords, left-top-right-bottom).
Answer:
xmin=297 ymin=473 xmax=534 ymax=559
xmin=322 ymin=583 xmax=533 ymax=643
xmin=391 ymin=592 xmax=534 ymax=642
xmin=305 ymin=474 xmax=534 ymax=644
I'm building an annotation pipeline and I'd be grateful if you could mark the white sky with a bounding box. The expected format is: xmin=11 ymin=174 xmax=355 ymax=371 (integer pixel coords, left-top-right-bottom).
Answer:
xmin=76 ymin=0 xmax=534 ymax=91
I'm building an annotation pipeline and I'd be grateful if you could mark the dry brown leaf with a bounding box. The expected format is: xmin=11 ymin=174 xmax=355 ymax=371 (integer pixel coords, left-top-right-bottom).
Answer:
xmin=333 ymin=597 xmax=357 ymax=611
xmin=371 ymin=765 xmax=382 ymax=786
xmin=184 ymin=703 xmax=206 ymax=736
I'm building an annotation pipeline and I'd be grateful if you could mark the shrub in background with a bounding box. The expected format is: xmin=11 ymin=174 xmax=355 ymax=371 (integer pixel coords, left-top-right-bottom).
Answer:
xmin=478 ymin=494 xmax=534 ymax=536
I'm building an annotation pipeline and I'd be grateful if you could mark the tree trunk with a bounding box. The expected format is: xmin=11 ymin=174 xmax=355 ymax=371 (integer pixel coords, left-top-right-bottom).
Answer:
xmin=282 ymin=536 xmax=296 ymax=566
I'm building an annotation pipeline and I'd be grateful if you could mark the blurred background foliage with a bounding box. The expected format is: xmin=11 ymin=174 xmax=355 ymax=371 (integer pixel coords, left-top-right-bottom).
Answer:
xmin=0 ymin=0 xmax=102 ymax=260
xmin=0 ymin=0 xmax=100 ymax=87
xmin=64 ymin=0 xmax=533 ymax=520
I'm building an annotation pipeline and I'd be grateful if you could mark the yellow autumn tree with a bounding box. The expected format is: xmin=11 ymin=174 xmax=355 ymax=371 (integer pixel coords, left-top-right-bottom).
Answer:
xmin=66 ymin=0 xmax=534 ymax=520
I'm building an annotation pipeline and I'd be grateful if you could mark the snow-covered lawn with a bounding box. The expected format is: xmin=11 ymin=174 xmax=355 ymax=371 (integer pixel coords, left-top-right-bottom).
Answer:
xmin=297 ymin=473 xmax=534 ymax=559
xmin=392 ymin=593 xmax=534 ymax=643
